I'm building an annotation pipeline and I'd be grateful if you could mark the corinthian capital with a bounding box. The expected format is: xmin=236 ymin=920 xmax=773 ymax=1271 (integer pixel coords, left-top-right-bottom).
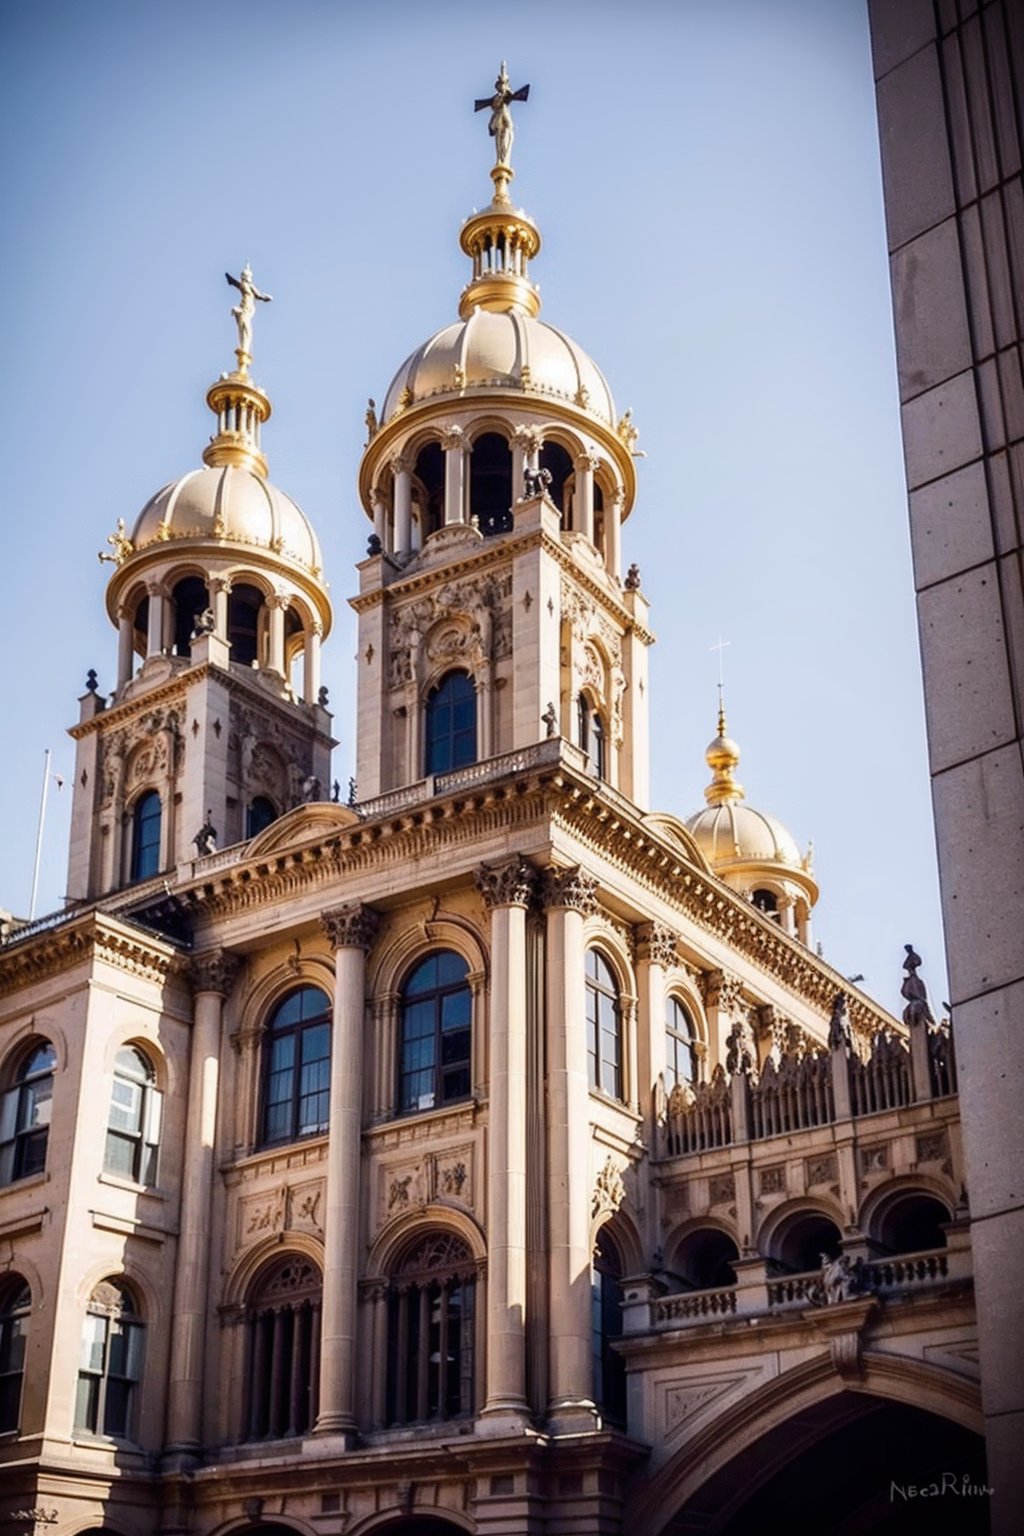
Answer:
xmin=440 ymin=425 xmax=465 ymax=452
xmin=190 ymin=949 xmax=244 ymax=997
xmin=321 ymin=902 xmax=380 ymax=951
xmin=540 ymin=864 xmax=598 ymax=916
xmin=634 ymin=921 xmax=677 ymax=968
xmin=475 ymin=855 xmax=537 ymax=910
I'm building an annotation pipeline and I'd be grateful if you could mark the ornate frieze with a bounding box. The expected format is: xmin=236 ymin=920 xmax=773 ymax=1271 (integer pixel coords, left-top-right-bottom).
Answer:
xmin=321 ymin=902 xmax=380 ymax=951
xmin=475 ymin=855 xmax=537 ymax=909
xmin=540 ymin=864 xmax=598 ymax=916
xmin=189 ymin=948 xmax=243 ymax=997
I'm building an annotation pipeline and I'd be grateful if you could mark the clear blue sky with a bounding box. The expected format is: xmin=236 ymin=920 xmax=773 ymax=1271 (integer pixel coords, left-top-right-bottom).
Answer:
xmin=0 ymin=0 xmax=947 ymax=1015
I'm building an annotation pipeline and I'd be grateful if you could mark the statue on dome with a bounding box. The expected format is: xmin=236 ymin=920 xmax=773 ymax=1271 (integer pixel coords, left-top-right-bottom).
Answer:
xmin=474 ymin=63 xmax=530 ymax=171
xmin=98 ymin=518 xmax=134 ymax=566
xmin=365 ymin=398 xmax=379 ymax=442
xmin=225 ymin=265 xmax=272 ymax=373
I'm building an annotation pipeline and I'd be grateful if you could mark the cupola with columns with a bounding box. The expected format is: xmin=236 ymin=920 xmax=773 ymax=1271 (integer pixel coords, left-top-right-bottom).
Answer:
xmin=66 ymin=274 xmax=334 ymax=900
xmin=351 ymin=67 xmax=652 ymax=805
xmin=684 ymin=697 xmax=818 ymax=944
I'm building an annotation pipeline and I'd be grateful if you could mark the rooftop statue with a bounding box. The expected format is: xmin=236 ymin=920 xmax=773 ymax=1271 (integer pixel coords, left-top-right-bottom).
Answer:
xmin=226 ymin=264 xmax=272 ymax=374
xmin=474 ymin=62 xmax=530 ymax=172
xmin=901 ymin=944 xmax=936 ymax=1029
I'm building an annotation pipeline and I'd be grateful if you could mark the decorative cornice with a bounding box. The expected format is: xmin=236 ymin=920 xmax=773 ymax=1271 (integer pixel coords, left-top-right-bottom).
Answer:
xmin=540 ymin=864 xmax=598 ymax=916
xmin=190 ymin=948 xmax=244 ymax=997
xmin=321 ymin=902 xmax=380 ymax=951
xmin=475 ymin=855 xmax=537 ymax=909
xmin=0 ymin=913 xmax=185 ymax=998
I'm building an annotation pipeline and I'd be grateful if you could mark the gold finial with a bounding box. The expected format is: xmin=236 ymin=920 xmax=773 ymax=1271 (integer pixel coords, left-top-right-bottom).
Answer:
xmin=225 ymin=264 xmax=272 ymax=377
xmin=474 ymin=62 xmax=530 ymax=204
xmin=703 ymin=682 xmax=744 ymax=806
xmin=97 ymin=518 xmax=134 ymax=566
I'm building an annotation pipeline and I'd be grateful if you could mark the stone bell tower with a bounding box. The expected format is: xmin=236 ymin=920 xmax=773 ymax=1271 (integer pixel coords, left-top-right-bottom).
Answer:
xmin=350 ymin=107 xmax=652 ymax=807
xmin=66 ymin=271 xmax=334 ymax=900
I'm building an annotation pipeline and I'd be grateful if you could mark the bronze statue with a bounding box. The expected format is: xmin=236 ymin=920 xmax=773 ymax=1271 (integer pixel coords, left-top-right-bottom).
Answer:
xmin=474 ymin=63 xmax=530 ymax=171
xmin=901 ymin=944 xmax=936 ymax=1029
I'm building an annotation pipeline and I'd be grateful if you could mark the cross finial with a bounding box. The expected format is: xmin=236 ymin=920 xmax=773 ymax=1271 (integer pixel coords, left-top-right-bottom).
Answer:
xmin=710 ymin=636 xmax=731 ymax=733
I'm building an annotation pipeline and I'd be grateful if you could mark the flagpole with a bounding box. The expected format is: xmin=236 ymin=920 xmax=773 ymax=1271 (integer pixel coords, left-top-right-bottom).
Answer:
xmin=29 ymin=748 xmax=51 ymax=921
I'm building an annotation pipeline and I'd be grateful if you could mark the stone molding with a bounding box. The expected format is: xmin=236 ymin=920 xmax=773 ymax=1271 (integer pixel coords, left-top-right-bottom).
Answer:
xmin=475 ymin=855 xmax=537 ymax=909
xmin=0 ymin=913 xmax=185 ymax=998
xmin=189 ymin=948 xmax=244 ymax=997
xmin=540 ymin=864 xmax=598 ymax=916
xmin=321 ymin=902 xmax=380 ymax=952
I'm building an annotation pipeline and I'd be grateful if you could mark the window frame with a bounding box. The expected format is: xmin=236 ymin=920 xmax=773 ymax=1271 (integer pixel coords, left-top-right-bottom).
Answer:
xmin=397 ymin=951 xmax=472 ymax=1117
xmin=585 ymin=948 xmax=623 ymax=1101
xmin=0 ymin=1277 xmax=30 ymax=1435
xmin=104 ymin=1046 xmax=162 ymax=1187
xmin=244 ymin=1254 xmax=321 ymax=1441
xmin=0 ymin=1041 xmax=56 ymax=1187
xmin=74 ymin=1279 xmax=145 ymax=1443
xmin=665 ymin=995 xmax=698 ymax=1092
xmin=259 ymin=987 xmax=333 ymax=1150
xmin=577 ymin=692 xmax=607 ymax=779
xmin=130 ymin=789 xmax=162 ymax=882
xmin=424 ymin=670 xmax=477 ymax=777
xmin=385 ymin=1231 xmax=477 ymax=1427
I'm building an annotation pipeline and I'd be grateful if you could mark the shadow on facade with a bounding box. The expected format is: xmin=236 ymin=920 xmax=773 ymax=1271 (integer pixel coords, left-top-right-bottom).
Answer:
xmin=662 ymin=1395 xmax=989 ymax=1536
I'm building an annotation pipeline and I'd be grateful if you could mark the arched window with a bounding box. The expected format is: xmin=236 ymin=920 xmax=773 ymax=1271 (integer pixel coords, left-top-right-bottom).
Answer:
xmin=539 ymin=441 xmax=574 ymax=522
xmin=386 ymin=1232 xmax=476 ymax=1426
xmin=130 ymin=790 xmax=162 ymax=882
xmin=260 ymin=987 xmax=332 ymax=1148
xmin=0 ymin=1041 xmax=56 ymax=1185
xmin=74 ymin=1280 xmax=145 ymax=1441
xmin=228 ymin=583 xmax=264 ymax=667
xmin=413 ymin=441 xmax=445 ymax=540
xmin=674 ymin=1227 xmax=739 ymax=1290
xmin=0 ymin=1276 xmax=30 ymax=1434
xmin=399 ymin=952 xmax=471 ymax=1114
xmin=577 ymin=694 xmax=607 ymax=779
xmin=469 ymin=432 xmax=513 ymax=535
xmin=585 ymin=949 xmax=622 ymax=1100
xmin=592 ymin=1228 xmax=626 ymax=1426
xmin=875 ymin=1193 xmax=951 ymax=1255
xmin=771 ymin=1211 xmax=842 ymax=1274
xmin=425 ymin=670 xmax=477 ymax=776
xmin=104 ymin=1047 xmax=161 ymax=1185
xmin=245 ymin=1255 xmax=321 ymax=1441
xmin=752 ymin=888 xmax=780 ymax=919
xmin=665 ymin=997 xmax=698 ymax=1091
xmin=170 ymin=575 xmax=209 ymax=659
xmin=246 ymin=796 xmax=277 ymax=838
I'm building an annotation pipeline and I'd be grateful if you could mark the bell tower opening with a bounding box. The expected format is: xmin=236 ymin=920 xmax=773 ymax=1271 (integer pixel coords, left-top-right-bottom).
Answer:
xmin=171 ymin=576 xmax=209 ymax=659
xmin=469 ymin=432 xmax=513 ymax=535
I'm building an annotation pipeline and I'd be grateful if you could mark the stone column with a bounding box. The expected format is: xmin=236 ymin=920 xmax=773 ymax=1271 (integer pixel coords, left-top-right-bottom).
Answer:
xmin=574 ymin=453 xmax=597 ymax=544
xmin=541 ymin=864 xmax=599 ymax=1431
xmin=370 ymin=487 xmax=388 ymax=551
xmin=267 ymin=592 xmax=290 ymax=677
xmin=606 ymin=488 xmax=623 ymax=581
xmin=116 ymin=608 xmax=134 ymax=690
xmin=635 ymin=922 xmax=675 ymax=1135
xmin=315 ymin=902 xmax=379 ymax=1439
xmin=475 ymin=856 xmax=536 ymax=1427
xmin=441 ymin=426 xmax=466 ymax=525
xmin=165 ymin=949 xmax=243 ymax=1461
xmin=512 ymin=426 xmax=540 ymax=500
xmin=391 ymin=455 xmax=412 ymax=553
xmin=146 ymin=578 xmax=165 ymax=658
xmin=303 ymin=621 xmax=323 ymax=705
xmin=210 ymin=575 xmax=231 ymax=640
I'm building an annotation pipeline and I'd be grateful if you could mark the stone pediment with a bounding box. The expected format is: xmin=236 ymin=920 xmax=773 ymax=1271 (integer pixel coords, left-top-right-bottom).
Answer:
xmin=246 ymin=801 xmax=360 ymax=856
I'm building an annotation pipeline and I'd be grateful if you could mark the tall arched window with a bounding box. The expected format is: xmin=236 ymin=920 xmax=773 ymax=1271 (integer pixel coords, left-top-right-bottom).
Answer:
xmin=386 ymin=1232 xmax=476 ymax=1426
xmin=665 ymin=997 xmax=698 ymax=1091
xmin=469 ymin=432 xmax=513 ymax=535
xmin=399 ymin=952 xmax=471 ymax=1114
xmin=130 ymin=790 xmax=162 ymax=882
xmin=577 ymin=694 xmax=607 ymax=779
xmin=592 ymin=1228 xmax=626 ymax=1427
xmin=105 ymin=1047 xmax=161 ymax=1185
xmin=425 ymin=671 xmax=477 ymax=775
xmin=246 ymin=795 xmax=277 ymax=838
xmin=0 ymin=1040 xmax=56 ymax=1185
xmin=245 ymin=1255 xmax=321 ymax=1441
xmin=585 ymin=949 xmax=622 ymax=1100
xmin=0 ymin=1276 xmax=30 ymax=1434
xmin=75 ymin=1280 xmax=145 ymax=1441
xmin=260 ymin=987 xmax=332 ymax=1148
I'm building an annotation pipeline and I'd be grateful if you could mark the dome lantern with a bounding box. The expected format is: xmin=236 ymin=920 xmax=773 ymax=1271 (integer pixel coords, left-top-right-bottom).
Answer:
xmin=460 ymin=63 xmax=542 ymax=320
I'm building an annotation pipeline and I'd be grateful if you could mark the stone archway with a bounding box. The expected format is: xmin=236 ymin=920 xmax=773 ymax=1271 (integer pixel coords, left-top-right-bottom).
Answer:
xmin=654 ymin=1394 xmax=989 ymax=1536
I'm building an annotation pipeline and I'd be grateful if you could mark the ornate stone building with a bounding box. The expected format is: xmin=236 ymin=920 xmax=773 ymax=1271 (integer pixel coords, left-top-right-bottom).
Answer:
xmin=0 ymin=85 xmax=985 ymax=1536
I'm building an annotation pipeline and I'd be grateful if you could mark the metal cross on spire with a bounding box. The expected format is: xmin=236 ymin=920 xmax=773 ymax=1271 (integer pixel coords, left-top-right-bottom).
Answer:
xmin=474 ymin=62 xmax=530 ymax=194
xmin=710 ymin=636 xmax=731 ymax=731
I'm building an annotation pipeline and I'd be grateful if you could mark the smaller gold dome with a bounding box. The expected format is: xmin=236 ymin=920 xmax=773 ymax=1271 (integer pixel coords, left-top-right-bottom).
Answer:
xmin=129 ymin=464 xmax=322 ymax=576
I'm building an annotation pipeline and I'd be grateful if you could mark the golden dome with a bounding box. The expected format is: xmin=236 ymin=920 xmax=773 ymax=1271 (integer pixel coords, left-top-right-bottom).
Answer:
xmin=381 ymin=308 xmax=617 ymax=427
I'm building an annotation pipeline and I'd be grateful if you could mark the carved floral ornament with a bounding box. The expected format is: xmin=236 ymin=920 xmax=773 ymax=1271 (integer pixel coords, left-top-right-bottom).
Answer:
xmin=540 ymin=864 xmax=598 ymax=916
xmin=592 ymin=1154 xmax=626 ymax=1218
xmin=475 ymin=854 xmax=537 ymax=909
xmin=321 ymin=902 xmax=380 ymax=951
xmin=190 ymin=948 xmax=244 ymax=997
xmin=634 ymin=921 xmax=677 ymax=968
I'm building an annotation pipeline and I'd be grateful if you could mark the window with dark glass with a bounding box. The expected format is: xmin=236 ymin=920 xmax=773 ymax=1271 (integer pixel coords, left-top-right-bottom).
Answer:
xmin=425 ymin=671 xmax=476 ymax=776
xmin=0 ymin=1277 xmax=30 ymax=1434
xmin=74 ymin=1280 xmax=144 ymax=1440
xmin=130 ymin=790 xmax=161 ymax=882
xmin=577 ymin=694 xmax=607 ymax=779
xmin=468 ymin=432 xmax=513 ymax=535
xmin=386 ymin=1232 xmax=476 ymax=1426
xmin=260 ymin=987 xmax=332 ymax=1147
xmin=245 ymin=1255 xmax=321 ymax=1441
xmin=399 ymin=952 xmax=471 ymax=1114
xmin=665 ymin=997 xmax=697 ymax=1091
xmin=0 ymin=1041 xmax=56 ymax=1185
xmin=592 ymin=1229 xmax=626 ymax=1426
xmin=104 ymin=1047 xmax=161 ymax=1185
xmin=246 ymin=795 xmax=277 ymax=838
xmin=585 ymin=949 xmax=622 ymax=1099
